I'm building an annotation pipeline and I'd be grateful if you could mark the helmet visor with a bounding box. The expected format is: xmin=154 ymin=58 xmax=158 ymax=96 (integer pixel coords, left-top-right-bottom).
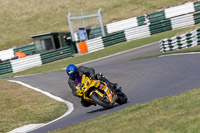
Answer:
xmin=69 ymin=71 xmax=78 ymax=79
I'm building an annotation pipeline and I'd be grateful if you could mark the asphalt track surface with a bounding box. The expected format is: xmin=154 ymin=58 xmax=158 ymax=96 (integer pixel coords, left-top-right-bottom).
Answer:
xmin=7 ymin=42 xmax=200 ymax=133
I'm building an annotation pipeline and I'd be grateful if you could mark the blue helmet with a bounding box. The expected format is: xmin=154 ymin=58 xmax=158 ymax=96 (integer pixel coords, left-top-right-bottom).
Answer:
xmin=66 ymin=64 xmax=78 ymax=79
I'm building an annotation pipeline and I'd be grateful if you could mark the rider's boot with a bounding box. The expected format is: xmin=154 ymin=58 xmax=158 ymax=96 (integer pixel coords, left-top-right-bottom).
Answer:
xmin=109 ymin=82 xmax=118 ymax=90
xmin=106 ymin=82 xmax=120 ymax=95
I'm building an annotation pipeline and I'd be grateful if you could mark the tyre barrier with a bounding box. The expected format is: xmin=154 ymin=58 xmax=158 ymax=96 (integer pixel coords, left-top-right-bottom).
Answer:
xmin=160 ymin=28 xmax=200 ymax=52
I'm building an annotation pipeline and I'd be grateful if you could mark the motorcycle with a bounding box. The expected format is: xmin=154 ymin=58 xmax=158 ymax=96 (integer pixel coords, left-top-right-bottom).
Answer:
xmin=76 ymin=74 xmax=128 ymax=109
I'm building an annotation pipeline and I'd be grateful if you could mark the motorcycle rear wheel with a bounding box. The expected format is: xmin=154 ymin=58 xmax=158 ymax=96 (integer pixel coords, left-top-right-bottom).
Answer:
xmin=91 ymin=92 xmax=114 ymax=109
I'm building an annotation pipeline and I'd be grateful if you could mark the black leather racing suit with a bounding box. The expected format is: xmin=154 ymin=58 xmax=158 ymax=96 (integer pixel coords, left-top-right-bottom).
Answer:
xmin=68 ymin=66 xmax=115 ymax=107
xmin=68 ymin=66 xmax=95 ymax=97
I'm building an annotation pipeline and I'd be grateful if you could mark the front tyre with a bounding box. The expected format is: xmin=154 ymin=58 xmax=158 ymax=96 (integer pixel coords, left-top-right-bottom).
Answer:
xmin=90 ymin=92 xmax=114 ymax=109
xmin=116 ymin=90 xmax=128 ymax=105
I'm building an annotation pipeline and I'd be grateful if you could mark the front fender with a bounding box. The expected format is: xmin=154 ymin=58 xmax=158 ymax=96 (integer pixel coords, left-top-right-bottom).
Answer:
xmin=90 ymin=90 xmax=104 ymax=98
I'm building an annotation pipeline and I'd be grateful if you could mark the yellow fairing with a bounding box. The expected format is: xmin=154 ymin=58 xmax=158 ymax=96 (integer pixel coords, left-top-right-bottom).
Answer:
xmin=76 ymin=74 xmax=100 ymax=102
xmin=102 ymin=86 xmax=118 ymax=104
xmin=76 ymin=74 xmax=118 ymax=104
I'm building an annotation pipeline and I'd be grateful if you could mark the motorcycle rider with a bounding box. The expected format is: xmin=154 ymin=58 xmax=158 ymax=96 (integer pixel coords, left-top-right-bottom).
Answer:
xmin=66 ymin=64 xmax=118 ymax=107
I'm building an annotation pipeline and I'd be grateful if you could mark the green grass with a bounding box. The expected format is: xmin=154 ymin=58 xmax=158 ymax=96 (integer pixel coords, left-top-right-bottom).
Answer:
xmin=0 ymin=0 xmax=196 ymax=50
xmin=1 ymin=1 xmax=200 ymax=132
xmin=52 ymin=88 xmax=200 ymax=133
xmin=1 ymin=23 xmax=200 ymax=79
xmin=0 ymin=80 xmax=67 ymax=133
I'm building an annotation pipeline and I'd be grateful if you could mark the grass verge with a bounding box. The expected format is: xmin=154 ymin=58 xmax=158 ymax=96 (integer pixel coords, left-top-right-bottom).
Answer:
xmin=0 ymin=80 xmax=67 ymax=133
xmin=52 ymin=88 xmax=200 ymax=133
xmin=1 ymin=23 xmax=200 ymax=79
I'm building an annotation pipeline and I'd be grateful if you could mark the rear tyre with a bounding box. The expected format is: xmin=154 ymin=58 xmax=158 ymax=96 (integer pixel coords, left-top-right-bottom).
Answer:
xmin=116 ymin=91 xmax=128 ymax=105
xmin=90 ymin=92 xmax=114 ymax=109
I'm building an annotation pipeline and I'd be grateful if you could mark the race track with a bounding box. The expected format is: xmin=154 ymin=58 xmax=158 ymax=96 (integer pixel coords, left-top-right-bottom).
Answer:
xmin=7 ymin=42 xmax=200 ymax=133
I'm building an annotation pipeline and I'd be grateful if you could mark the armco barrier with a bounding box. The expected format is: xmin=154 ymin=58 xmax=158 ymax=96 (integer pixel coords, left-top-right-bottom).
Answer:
xmin=165 ymin=2 xmax=195 ymax=18
xmin=125 ymin=25 xmax=150 ymax=41
xmin=0 ymin=49 xmax=14 ymax=61
xmin=0 ymin=46 xmax=73 ymax=75
xmin=81 ymin=2 xmax=199 ymax=55
xmin=11 ymin=54 xmax=42 ymax=73
xmin=0 ymin=61 xmax=13 ymax=75
xmin=88 ymin=26 xmax=108 ymax=39
xmin=88 ymin=2 xmax=197 ymax=41
xmin=149 ymin=19 xmax=172 ymax=34
xmin=14 ymin=43 xmax=36 ymax=55
xmin=103 ymin=31 xmax=126 ymax=47
xmin=40 ymin=46 xmax=73 ymax=64
xmin=86 ymin=37 xmax=104 ymax=53
xmin=171 ymin=14 xmax=195 ymax=29
xmin=160 ymin=29 xmax=200 ymax=52
xmin=194 ymin=11 xmax=200 ymax=24
xmin=194 ymin=1 xmax=200 ymax=11
xmin=148 ymin=10 xmax=166 ymax=23
xmin=106 ymin=17 xmax=138 ymax=34
xmin=0 ymin=44 xmax=36 ymax=62
xmin=137 ymin=16 xmax=146 ymax=26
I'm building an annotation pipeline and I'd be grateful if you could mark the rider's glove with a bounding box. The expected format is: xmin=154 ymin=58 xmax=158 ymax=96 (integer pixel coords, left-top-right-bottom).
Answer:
xmin=75 ymin=83 xmax=81 ymax=90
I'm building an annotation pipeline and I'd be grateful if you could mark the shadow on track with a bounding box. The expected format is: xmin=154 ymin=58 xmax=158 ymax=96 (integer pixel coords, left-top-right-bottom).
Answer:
xmin=87 ymin=103 xmax=127 ymax=114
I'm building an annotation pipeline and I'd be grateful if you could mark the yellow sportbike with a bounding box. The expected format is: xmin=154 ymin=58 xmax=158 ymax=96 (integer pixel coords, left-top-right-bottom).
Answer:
xmin=76 ymin=74 xmax=128 ymax=109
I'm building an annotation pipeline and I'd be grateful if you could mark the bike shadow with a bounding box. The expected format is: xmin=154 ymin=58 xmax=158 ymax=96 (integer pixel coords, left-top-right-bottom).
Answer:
xmin=87 ymin=104 xmax=121 ymax=114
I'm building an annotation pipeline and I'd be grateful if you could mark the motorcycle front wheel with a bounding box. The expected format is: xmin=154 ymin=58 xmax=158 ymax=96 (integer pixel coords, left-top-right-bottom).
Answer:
xmin=116 ymin=90 xmax=128 ymax=105
xmin=90 ymin=92 xmax=114 ymax=109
